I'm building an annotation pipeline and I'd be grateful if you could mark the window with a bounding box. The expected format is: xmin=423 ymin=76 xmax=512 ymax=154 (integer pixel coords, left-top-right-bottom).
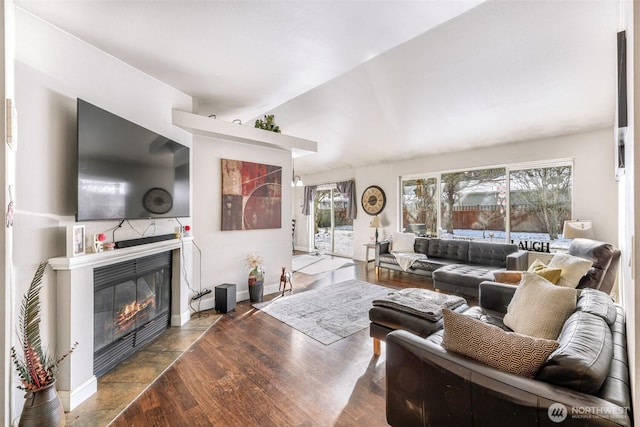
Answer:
xmin=509 ymin=165 xmax=572 ymax=242
xmin=313 ymin=186 xmax=354 ymax=256
xmin=400 ymin=162 xmax=572 ymax=244
xmin=401 ymin=177 xmax=438 ymax=236
xmin=440 ymin=168 xmax=506 ymax=240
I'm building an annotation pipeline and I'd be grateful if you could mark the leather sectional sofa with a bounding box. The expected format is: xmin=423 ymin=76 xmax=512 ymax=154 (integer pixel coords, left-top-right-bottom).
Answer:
xmin=385 ymin=281 xmax=632 ymax=426
xmin=375 ymin=237 xmax=528 ymax=297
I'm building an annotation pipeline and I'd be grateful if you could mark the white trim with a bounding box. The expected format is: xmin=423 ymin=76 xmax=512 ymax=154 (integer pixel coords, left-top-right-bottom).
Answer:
xmin=49 ymin=237 xmax=192 ymax=271
xmin=57 ymin=376 xmax=97 ymax=412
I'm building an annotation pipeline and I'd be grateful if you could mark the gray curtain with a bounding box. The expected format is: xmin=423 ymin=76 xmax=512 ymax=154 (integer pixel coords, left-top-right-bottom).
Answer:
xmin=301 ymin=185 xmax=317 ymax=216
xmin=336 ymin=180 xmax=357 ymax=219
xmin=301 ymin=180 xmax=357 ymax=219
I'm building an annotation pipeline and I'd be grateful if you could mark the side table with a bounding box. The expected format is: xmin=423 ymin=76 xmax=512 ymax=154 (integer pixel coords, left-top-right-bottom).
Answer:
xmin=364 ymin=243 xmax=375 ymax=263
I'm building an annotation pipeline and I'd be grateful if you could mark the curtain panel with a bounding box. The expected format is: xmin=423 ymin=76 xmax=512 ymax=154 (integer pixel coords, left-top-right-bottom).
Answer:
xmin=336 ymin=180 xmax=357 ymax=220
xmin=301 ymin=180 xmax=357 ymax=220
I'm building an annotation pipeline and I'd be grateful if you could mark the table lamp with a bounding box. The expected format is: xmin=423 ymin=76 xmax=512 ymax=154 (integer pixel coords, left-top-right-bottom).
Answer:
xmin=370 ymin=216 xmax=381 ymax=243
xmin=562 ymin=220 xmax=595 ymax=240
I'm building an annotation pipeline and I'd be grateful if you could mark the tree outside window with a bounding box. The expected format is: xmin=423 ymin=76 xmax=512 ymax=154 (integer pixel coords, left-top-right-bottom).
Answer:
xmin=440 ymin=168 xmax=506 ymax=240
xmin=400 ymin=163 xmax=572 ymax=244
xmin=401 ymin=178 xmax=438 ymax=235
xmin=509 ymin=166 xmax=572 ymax=241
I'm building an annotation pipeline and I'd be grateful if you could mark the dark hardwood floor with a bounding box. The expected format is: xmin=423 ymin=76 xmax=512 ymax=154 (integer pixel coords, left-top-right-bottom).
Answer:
xmin=111 ymin=258 xmax=470 ymax=427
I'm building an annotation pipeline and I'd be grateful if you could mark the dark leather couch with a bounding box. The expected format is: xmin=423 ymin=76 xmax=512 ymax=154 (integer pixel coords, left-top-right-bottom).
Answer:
xmin=569 ymin=238 xmax=621 ymax=294
xmin=375 ymin=237 xmax=528 ymax=297
xmin=385 ymin=282 xmax=632 ymax=426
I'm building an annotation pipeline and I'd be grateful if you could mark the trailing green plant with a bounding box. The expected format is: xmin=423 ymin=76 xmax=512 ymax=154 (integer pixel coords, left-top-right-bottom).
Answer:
xmin=254 ymin=114 xmax=281 ymax=133
xmin=11 ymin=262 xmax=77 ymax=391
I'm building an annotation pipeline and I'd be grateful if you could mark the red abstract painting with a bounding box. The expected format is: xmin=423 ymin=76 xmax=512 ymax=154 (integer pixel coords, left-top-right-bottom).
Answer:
xmin=221 ymin=159 xmax=282 ymax=230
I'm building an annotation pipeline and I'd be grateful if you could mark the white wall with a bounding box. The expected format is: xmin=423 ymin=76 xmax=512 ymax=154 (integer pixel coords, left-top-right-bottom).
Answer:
xmin=11 ymin=8 xmax=193 ymax=422
xmin=296 ymin=128 xmax=618 ymax=261
xmin=192 ymin=136 xmax=292 ymax=301
xmin=1 ymin=2 xmax=16 ymax=425
xmin=10 ymin=10 xmax=296 ymax=423
xmin=623 ymin=0 xmax=638 ymax=418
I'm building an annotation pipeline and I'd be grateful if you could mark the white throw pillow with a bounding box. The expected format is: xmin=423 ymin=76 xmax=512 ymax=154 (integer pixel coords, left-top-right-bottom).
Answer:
xmin=391 ymin=232 xmax=416 ymax=253
xmin=503 ymin=272 xmax=577 ymax=340
xmin=548 ymin=253 xmax=593 ymax=288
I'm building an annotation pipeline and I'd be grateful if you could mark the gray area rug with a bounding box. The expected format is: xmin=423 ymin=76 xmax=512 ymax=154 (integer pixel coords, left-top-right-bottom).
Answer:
xmin=253 ymin=280 xmax=391 ymax=345
xmin=292 ymin=254 xmax=354 ymax=275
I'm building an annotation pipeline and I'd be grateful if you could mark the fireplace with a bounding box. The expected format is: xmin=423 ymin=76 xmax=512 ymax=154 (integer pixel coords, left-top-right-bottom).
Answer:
xmin=93 ymin=251 xmax=172 ymax=377
xmin=50 ymin=238 xmax=194 ymax=411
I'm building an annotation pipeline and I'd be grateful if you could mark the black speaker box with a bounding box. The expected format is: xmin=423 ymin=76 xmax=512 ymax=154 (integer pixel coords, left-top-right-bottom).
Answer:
xmin=215 ymin=283 xmax=236 ymax=313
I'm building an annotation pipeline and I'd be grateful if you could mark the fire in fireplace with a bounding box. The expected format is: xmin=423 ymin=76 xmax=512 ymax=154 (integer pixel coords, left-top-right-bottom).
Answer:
xmin=94 ymin=251 xmax=172 ymax=377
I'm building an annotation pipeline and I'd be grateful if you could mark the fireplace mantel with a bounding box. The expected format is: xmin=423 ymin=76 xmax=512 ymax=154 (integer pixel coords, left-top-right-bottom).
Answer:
xmin=49 ymin=237 xmax=193 ymax=411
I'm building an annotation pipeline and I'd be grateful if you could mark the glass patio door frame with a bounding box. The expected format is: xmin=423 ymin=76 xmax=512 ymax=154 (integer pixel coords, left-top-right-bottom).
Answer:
xmin=312 ymin=185 xmax=353 ymax=257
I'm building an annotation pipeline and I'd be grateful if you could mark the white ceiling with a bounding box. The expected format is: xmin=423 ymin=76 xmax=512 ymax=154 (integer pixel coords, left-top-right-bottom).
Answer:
xmin=15 ymin=0 xmax=621 ymax=174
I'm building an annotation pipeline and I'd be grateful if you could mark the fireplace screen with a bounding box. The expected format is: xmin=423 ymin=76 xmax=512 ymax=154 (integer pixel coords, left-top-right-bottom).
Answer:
xmin=94 ymin=251 xmax=171 ymax=377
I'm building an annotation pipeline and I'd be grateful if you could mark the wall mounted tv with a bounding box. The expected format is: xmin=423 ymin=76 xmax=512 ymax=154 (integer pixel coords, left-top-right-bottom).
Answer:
xmin=77 ymin=99 xmax=190 ymax=221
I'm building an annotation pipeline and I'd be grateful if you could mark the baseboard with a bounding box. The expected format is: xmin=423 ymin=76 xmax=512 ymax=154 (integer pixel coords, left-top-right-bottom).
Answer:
xmin=237 ymin=282 xmax=280 ymax=304
xmin=171 ymin=309 xmax=191 ymax=326
xmin=58 ymin=375 xmax=98 ymax=412
xmin=189 ymin=294 xmax=215 ymax=313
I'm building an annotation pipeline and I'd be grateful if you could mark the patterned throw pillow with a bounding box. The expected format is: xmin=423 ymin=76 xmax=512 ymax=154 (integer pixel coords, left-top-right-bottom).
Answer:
xmin=527 ymin=259 xmax=562 ymax=284
xmin=548 ymin=253 xmax=593 ymax=288
xmin=503 ymin=272 xmax=577 ymax=340
xmin=442 ymin=309 xmax=559 ymax=378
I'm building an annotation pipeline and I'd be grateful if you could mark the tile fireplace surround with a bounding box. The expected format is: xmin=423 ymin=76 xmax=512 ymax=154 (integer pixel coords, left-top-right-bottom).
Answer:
xmin=48 ymin=237 xmax=193 ymax=411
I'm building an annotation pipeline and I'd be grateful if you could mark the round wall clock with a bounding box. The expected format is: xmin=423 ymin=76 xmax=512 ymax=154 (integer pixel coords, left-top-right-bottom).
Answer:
xmin=361 ymin=185 xmax=386 ymax=215
xmin=143 ymin=187 xmax=173 ymax=214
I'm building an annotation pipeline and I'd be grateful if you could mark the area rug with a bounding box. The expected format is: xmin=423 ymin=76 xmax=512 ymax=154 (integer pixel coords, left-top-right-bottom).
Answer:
xmin=292 ymin=254 xmax=354 ymax=275
xmin=253 ymin=279 xmax=391 ymax=345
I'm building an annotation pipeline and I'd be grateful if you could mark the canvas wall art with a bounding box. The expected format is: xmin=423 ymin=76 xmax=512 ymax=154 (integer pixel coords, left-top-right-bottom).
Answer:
xmin=221 ymin=159 xmax=282 ymax=230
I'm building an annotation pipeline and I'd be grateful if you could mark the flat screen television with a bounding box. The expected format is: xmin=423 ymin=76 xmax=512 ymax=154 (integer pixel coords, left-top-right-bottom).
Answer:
xmin=77 ymin=99 xmax=190 ymax=221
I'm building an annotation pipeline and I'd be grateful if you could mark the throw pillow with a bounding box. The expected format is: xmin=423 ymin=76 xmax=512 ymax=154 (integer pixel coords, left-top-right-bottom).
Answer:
xmin=548 ymin=253 xmax=593 ymax=288
xmin=390 ymin=232 xmax=415 ymax=253
xmin=503 ymin=272 xmax=577 ymax=340
xmin=527 ymin=259 xmax=562 ymax=284
xmin=442 ymin=309 xmax=559 ymax=378
xmin=491 ymin=270 xmax=522 ymax=285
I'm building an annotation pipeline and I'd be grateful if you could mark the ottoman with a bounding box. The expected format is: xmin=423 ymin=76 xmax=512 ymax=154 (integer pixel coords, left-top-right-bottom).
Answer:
xmin=368 ymin=288 xmax=468 ymax=355
xmin=432 ymin=263 xmax=500 ymax=297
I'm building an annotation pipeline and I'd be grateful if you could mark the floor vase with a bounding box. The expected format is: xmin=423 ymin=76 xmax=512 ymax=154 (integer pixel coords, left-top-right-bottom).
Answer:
xmin=19 ymin=382 xmax=65 ymax=427
xmin=248 ymin=268 xmax=265 ymax=302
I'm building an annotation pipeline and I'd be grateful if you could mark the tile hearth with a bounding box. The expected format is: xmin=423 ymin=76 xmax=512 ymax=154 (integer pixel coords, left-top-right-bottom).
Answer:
xmin=64 ymin=310 xmax=221 ymax=427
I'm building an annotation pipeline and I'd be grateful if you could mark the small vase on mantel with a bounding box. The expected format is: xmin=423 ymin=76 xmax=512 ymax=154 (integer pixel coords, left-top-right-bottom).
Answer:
xmin=248 ymin=267 xmax=265 ymax=303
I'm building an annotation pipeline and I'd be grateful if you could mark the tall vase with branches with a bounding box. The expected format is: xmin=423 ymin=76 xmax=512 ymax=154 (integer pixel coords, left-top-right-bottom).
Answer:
xmin=246 ymin=252 xmax=265 ymax=303
xmin=11 ymin=261 xmax=77 ymax=426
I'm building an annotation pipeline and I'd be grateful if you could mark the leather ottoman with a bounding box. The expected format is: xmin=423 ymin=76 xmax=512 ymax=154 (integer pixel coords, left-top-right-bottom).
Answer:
xmin=369 ymin=289 xmax=469 ymax=355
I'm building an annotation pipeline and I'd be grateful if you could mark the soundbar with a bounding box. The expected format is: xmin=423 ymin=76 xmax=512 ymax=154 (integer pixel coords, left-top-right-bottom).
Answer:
xmin=115 ymin=233 xmax=177 ymax=249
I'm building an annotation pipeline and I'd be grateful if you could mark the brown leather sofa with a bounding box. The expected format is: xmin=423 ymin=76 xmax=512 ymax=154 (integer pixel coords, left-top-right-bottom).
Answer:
xmin=385 ymin=281 xmax=632 ymax=426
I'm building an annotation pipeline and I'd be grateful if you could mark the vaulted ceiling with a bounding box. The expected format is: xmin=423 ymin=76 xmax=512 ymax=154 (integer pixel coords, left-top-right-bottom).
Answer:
xmin=15 ymin=0 xmax=620 ymax=174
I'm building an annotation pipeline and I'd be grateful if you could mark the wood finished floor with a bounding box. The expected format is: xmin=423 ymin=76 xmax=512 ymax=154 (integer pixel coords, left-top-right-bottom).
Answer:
xmin=110 ymin=258 xmax=475 ymax=427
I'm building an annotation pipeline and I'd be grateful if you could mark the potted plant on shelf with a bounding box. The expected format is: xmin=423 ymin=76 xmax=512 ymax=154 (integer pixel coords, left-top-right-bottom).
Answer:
xmin=254 ymin=114 xmax=281 ymax=133
xmin=11 ymin=261 xmax=77 ymax=427
xmin=245 ymin=252 xmax=265 ymax=303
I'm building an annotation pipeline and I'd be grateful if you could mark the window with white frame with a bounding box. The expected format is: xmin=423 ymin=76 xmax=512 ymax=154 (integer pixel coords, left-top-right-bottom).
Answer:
xmin=400 ymin=161 xmax=573 ymax=245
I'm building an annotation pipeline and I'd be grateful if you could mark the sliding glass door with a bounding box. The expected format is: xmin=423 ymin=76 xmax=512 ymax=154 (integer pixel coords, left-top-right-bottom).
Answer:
xmin=314 ymin=187 xmax=353 ymax=257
